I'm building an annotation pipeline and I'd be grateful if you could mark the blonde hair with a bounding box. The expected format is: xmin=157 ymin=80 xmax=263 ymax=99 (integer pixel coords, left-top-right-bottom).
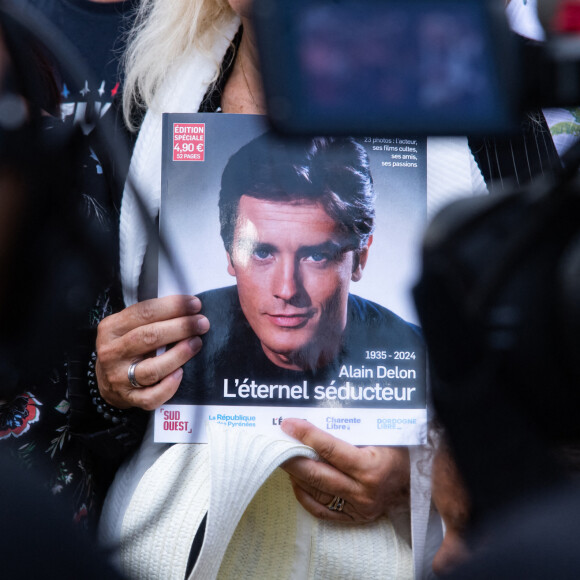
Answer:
xmin=122 ymin=0 xmax=235 ymax=130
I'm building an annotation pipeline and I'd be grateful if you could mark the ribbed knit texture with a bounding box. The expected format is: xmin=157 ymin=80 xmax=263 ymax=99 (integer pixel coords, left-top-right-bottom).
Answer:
xmin=120 ymin=425 xmax=414 ymax=580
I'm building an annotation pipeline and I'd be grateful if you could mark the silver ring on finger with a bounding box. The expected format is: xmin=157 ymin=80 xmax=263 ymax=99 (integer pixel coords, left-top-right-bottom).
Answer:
xmin=128 ymin=360 xmax=144 ymax=388
xmin=327 ymin=496 xmax=345 ymax=512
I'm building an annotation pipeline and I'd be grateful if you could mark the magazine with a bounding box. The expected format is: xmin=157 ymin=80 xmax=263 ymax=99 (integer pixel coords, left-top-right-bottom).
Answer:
xmin=155 ymin=113 xmax=427 ymax=445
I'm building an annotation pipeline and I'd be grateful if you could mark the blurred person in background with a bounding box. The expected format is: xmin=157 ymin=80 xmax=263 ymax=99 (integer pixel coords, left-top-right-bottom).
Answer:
xmin=0 ymin=2 xmax=130 ymax=575
xmin=429 ymin=431 xmax=471 ymax=578
xmin=427 ymin=421 xmax=580 ymax=578
xmin=0 ymin=0 xmax=147 ymax=533
xmin=22 ymin=0 xmax=139 ymax=133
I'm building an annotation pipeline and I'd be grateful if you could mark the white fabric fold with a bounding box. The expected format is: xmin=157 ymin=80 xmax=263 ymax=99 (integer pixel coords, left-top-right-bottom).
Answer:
xmin=189 ymin=425 xmax=318 ymax=579
xmin=119 ymin=425 xmax=415 ymax=580
xmin=426 ymin=136 xmax=487 ymax=219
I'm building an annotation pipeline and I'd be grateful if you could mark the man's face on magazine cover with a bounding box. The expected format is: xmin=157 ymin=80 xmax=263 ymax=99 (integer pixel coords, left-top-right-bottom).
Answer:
xmin=227 ymin=195 xmax=371 ymax=371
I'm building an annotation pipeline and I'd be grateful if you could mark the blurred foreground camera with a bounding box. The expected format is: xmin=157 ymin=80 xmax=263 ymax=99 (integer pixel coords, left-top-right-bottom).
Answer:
xmin=413 ymin=164 xmax=580 ymax=441
xmin=254 ymin=0 xmax=580 ymax=136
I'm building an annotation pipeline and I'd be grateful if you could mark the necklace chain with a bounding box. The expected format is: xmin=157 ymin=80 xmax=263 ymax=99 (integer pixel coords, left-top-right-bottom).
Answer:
xmin=239 ymin=54 xmax=263 ymax=111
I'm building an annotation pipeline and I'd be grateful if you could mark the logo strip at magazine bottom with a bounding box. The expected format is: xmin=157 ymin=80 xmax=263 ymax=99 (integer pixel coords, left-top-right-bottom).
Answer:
xmin=154 ymin=404 xmax=427 ymax=445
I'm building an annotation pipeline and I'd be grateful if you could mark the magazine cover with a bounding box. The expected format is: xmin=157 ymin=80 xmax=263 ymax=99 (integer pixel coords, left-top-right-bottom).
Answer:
xmin=156 ymin=113 xmax=427 ymax=445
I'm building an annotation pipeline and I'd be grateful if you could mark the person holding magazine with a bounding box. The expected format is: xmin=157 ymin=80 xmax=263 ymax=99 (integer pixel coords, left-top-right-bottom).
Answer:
xmin=96 ymin=0 xmax=494 ymax=577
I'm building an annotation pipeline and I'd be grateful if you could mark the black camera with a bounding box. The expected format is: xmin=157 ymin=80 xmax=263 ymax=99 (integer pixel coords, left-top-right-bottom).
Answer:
xmin=254 ymin=0 xmax=580 ymax=136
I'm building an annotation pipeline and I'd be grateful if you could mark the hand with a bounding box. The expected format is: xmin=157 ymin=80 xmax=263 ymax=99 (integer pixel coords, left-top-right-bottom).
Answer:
xmin=280 ymin=418 xmax=410 ymax=523
xmin=95 ymin=295 xmax=209 ymax=410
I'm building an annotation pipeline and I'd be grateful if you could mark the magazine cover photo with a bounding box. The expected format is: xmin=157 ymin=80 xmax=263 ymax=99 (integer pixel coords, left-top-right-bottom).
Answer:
xmin=157 ymin=113 xmax=427 ymax=444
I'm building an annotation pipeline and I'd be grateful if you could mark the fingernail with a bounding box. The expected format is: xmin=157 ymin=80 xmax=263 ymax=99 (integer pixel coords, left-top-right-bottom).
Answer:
xmin=189 ymin=336 xmax=202 ymax=350
xmin=190 ymin=296 xmax=201 ymax=310
xmin=196 ymin=316 xmax=210 ymax=332
xmin=280 ymin=419 xmax=294 ymax=436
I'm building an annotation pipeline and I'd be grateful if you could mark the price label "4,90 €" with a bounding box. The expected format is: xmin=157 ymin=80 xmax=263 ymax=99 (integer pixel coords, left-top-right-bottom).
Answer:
xmin=173 ymin=123 xmax=205 ymax=162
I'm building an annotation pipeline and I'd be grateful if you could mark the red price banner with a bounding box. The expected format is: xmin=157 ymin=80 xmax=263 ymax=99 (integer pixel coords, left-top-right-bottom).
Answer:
xmin=173 ymin=123 xmax=205 ymax=162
